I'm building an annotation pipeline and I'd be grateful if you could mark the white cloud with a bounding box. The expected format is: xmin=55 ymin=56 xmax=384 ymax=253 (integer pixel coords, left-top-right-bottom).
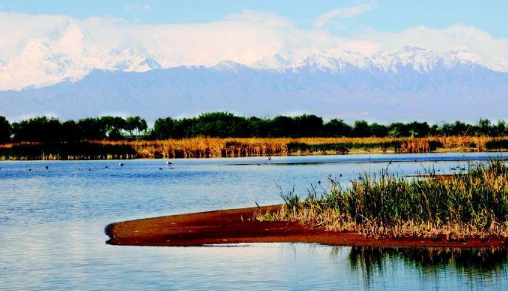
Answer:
xmin=314 ymin=3 xmax=376 ymax=29
xmin=123 ymin=4 xmax=151 ymax=11
xmin=0 ymin=10 xmax=507 ymax=91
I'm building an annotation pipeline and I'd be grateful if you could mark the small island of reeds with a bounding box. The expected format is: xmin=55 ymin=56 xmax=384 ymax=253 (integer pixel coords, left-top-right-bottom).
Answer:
xmin=106 ymin=160 xmax=508 ymax=247
xmin=258 ymin=160 xmax=508 ymax=243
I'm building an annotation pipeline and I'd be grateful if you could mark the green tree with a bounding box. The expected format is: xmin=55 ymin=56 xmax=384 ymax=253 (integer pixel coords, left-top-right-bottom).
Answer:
xmin=269 ymin=116 xmax=298 ymax=137
xmin=153 ymin=117 xmax=176 ymax=139
xmin=99 ymin=116 xmax=127 ymax=140
xmin=407 ymin=121 xmax=431 ymax=137
xmin=439 ymin=121 xmax=470 ymax=136
xmin=125 ymin=116 xmax=148 ymax=138
xmin=369 ymin=123 xmax=388 ymax=137
xmin=12 ymin=116 xmax=62 ymax=142
xmin=62 ymin=120 xmax=82 ymax=141
xmin=173 ymin=118 xmax=198 ymax=138
xmin=294 ymin=114 xmax=323 ymax=137
xmin=193 ymin=112 xmax=249 ymax=137
xmin=78 ymin=118 xmax=107 ymax=140
xmin=477 ymin=118 xmax=493 ymax=136
xmin=323 ymin=119 xmax=352 ymax=137
xmin=0 ymin=116 xmax=11 ymax=143
xmin=388 ymin=122 xmax=409 ymax=137
xmin=494 ymin=120 xmax=507 ymax=136
xmin=353 ymin=120 xmax=371 ymax=137
xmin=247 ymin=116 xmax=270 ymax=137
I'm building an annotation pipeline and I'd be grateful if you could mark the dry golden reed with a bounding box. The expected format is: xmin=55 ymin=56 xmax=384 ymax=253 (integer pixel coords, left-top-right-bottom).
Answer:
xmin=92 ymin=136 xmax=508 ymax=158
xmin=1 ymin=136 xmax=508 ymax=160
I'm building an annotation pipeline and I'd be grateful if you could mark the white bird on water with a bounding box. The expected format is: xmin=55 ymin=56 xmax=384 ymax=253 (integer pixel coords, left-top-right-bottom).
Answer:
xmin=119 ymin=163 xmax=124 ymax=166
xmin=166 ymin=161 xmax=172 ymax=165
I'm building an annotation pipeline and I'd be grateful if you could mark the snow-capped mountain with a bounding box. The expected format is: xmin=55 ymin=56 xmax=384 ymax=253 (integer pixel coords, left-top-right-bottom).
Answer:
xmin=0 ymin=24 xmax=162 ymax=91
xmin=251 ymin=46 xmax=493 ymax=75
xmin=1 ymin=46 xmax=507 ymax=122
xmin=0 ymin=25 xmax=503 ymax=93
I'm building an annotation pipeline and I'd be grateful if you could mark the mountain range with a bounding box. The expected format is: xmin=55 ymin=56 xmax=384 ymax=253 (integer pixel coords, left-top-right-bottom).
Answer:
xmin=1 ymin=46 xmax=507 ymax=122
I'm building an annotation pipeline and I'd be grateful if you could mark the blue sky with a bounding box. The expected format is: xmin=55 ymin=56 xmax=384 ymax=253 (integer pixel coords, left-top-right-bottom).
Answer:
xmin=1 ymin=0 xmax=507 ymax=38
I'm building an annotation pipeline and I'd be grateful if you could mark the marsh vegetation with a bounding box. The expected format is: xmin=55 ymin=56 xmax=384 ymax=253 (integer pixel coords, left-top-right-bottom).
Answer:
xmin=3 ymin=113 xmax=508 ymax=159
xmin=3 ymin=136 xmax=508 ymax=160
xmin=259 ymin=160 xmax=508 ymax=242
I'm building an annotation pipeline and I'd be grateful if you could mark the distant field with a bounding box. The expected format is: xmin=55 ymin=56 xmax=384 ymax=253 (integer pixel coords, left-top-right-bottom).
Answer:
xmin=1 ymin=136 xmax=508 ymax=160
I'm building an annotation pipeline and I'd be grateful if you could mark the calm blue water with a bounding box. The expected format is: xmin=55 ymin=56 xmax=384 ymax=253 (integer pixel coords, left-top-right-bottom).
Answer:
xmin=1 ymin=153 xmax=507 ymax=290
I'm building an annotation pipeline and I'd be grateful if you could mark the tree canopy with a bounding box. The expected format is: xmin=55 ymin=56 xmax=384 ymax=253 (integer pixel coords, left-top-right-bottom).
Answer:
xmin=1 ymin=112 xmax=508 ymax=143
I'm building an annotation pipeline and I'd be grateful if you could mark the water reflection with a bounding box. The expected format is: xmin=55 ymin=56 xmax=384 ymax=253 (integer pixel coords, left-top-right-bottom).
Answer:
xmin=343 ymin=247 xmax=508 ymax=284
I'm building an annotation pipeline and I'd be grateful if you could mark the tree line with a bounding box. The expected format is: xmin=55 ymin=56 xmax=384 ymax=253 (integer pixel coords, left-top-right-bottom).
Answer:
xmin=0 ymin=116 xmax=147 ymax=143
xmin=1 ymin=112 xmax=507 ymax=143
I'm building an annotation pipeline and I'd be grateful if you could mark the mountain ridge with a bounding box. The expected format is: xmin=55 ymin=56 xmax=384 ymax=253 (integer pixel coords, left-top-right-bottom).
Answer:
xmin=1 ymin=50 xmax=507 ymax=122
xmin=0 ymin=45 xmax=503 ymax=91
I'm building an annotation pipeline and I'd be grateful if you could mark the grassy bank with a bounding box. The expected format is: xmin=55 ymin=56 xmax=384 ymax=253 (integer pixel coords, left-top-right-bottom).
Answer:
xmin=2 ymin=136 xmax=508 ymax=160
xmin=258 ymin=160 xmax=508 ymax=242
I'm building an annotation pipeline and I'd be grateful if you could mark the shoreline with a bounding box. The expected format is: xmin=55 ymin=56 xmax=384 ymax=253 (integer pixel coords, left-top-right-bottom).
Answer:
xmin=2 ymin=136 xmax=508 ymax=160
xmin=2 ymin=149 xmax=508 ymax=162
xmin=105 ymin=206 xmax=507 ymax=248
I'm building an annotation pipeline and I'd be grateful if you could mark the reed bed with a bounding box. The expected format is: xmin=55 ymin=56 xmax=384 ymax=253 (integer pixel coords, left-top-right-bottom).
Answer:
xmin=258 ymin=160 xmax=508 ymax=242
xmin=79 ymin=136 xmax=508 ymax=158
xmin=2 ymin=136 xmax=508 ymax=160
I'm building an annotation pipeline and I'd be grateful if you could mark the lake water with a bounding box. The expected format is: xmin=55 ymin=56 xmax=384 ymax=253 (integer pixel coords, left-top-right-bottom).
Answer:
xmin=1 ymin=153 xmax=507 ymax=290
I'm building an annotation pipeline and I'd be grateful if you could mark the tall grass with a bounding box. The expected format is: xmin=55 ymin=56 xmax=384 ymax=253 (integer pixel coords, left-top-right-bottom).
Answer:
xmin=259 ymin=160 xmax=508 ymax=241
xmin=60 ymin=136 xmax=508 ymax=157
xmin=2 ymin=136 xmax=508 ymax=160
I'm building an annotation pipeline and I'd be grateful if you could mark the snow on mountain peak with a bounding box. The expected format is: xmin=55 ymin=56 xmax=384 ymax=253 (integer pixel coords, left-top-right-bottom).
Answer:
xmin=370 ymin=46 xmax=438 ymax=73
xmin=302 ymin=54 xmax=347 ymax=73
xmin=213 ymin=60 xmax=245 ymax=72
xmin=0 ymin=40 xmax=502 ymax=91
xmin=445 ymin=47 xmax=484 ymax=65
xmin=253 ymin=53 xmax=296 ymax=71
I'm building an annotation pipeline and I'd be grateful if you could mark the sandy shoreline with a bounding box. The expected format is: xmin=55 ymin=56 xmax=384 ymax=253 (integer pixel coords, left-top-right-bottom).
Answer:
xmin=105 ymin=206 xmax=507 ymax=248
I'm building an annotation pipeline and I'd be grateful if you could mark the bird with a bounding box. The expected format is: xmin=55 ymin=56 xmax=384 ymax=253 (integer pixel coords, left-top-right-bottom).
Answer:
xmin=159 ymin=167 xmax=163 ymax=170
xmin=339 ymin=174 xmax=343 ymax=177
xmin=166 ymin=161 xmax=172 ymax=165
xmin=119 ymin=163 xmax=124 ymax=166
xmin=28 ymin=168 xmax=32 ymax=171
xmin=45 ymin=166 xmax=49 ymax=170
xmin=268 ymin=156 xmax=272 ymax=161
xmin=105 ymin=166 xmax=109 ymax=169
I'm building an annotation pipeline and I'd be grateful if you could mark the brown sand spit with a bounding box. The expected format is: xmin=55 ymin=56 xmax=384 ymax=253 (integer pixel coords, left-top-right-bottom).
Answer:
xmin=105 ymin=206 xmax=507 ymax=248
